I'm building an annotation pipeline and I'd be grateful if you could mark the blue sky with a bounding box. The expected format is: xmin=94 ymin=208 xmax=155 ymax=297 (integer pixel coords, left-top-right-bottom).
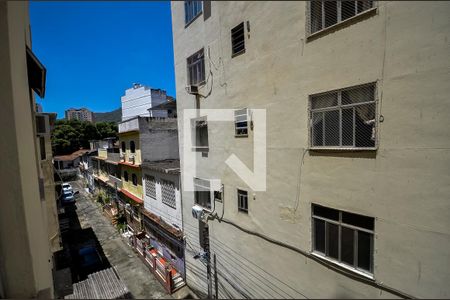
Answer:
xmin=30 ymin=1 xmax=175 ymax=119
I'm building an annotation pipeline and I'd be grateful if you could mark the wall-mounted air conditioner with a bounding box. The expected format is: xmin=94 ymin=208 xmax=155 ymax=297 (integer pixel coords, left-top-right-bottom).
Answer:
xmin=192 ymin=205 xmax=204 ymax=220
xmin=186 ymin=85 xmax=199 ymax=95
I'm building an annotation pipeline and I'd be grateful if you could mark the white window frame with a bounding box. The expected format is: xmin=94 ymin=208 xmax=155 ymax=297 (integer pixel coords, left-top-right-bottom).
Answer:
xmin=184 ymin=1 xmax=203 ymax=27
xmin=234 ymin=108 xmax=249 ymax=137
xmin=192 ymin=117 xmax=209 ymax=152
xmin=308 ymin=82 xmax=378 ymax=150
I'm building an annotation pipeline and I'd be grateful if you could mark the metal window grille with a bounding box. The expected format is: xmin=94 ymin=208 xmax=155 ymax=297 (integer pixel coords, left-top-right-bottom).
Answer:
xmin=145 ymin=175 xmax=156 ymax=199
xmin=237 ymin=189 xmax=248 ymax=213
xmin=231 ymin=22 xmax=245 ymax=56
xmin=312 ymin=204 xmax=374 ymax=274
xmin=184 ymin=1 xmax=202 ymax=25
xmin=307 ymin=1 xmax=374 ymax=35
xmin=187 ymin=48 xmax=205 ymax=86
xmin=194 ymin=120 xmax=209 ymax=150
xmin=161 ymin=180 xmax=176 ymax=209
xmin=234 ymin=108 xmax=249 ymax=136
xmin=310 ymin=83 xmax=377 ymax=150
xmin=194 ymin=177 xmax=211 ymax=209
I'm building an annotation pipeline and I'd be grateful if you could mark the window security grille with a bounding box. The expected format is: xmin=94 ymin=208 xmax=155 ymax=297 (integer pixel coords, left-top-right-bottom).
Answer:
xmin=184 ymin=1 xmax=202 ymax=25
xmin=235 ymin=108 xmax=249 ymax=136
xmin=194 ymin=177 xmax=211 ymax=209
xmin=145 ymin=175 xmax=157 ymax=199
xmin=310 ymin=83 xmax=376 ymax=149
xmin=308 ymin=1 xmax=374 ymax=35
xmin=187 ymin=48 xmax=205 ymax=86
xmin=312 ymin=204 xmax=374 ymax=274
xmin=194 ymin=119 xmax=209 ymax=151
xmin=237 ymin=189 xmax=248 ymax=213
xmin=231 ymin=22 xmax=245 ymax=56
xmin=161 ymin=180 xmax=176 ymax=209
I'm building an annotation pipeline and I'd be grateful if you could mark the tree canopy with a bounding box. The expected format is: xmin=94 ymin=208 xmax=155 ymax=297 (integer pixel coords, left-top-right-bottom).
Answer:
xmin=51 ymin=119 xmax=117 ymax=155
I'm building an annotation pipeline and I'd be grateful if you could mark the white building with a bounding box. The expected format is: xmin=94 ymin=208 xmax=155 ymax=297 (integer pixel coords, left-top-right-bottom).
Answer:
xmin=121 ymin=83 xmax=169 ymax=121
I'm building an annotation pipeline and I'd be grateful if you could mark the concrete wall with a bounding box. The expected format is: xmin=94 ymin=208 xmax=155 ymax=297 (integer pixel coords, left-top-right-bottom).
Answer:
xmin=121 ymin=85 xmax=170 ymax=121
xmin=0 ymin=1 xmax=53 ymax=297
xmin=140 ymin=118 xmax=180 ymax=162
xmin=172 ymin=1 xmax=450 ymax=298
xmin=143 ymin=170 xmax=182 ymax=230
xmin=121 ymin=165 xmax=143 ymax=199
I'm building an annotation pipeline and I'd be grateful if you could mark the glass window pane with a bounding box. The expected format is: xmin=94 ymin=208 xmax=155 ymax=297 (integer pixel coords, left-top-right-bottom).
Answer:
xmin=342 ymin=85 xmax=375 ymax=105
xmin=311 ymin=93 xmax=338 ymax=109
xmin=313 ymin=204 xmax=339 ymax=221
xmin=355 ymin=103 xmax=376 ymax=148
xmin=324 ymin=110 xmax=340 ymax=146
xmin=312 ymin=112 xmax=324 ymax=147
xmin=357 ymin=231 xmax=372 ymax=272
xmin=341 ymin=1 xmax=356 ymax=20
xmin=342 ymin=108 xmax=354 ymax=146
xmin=327 ymin=223 xmax=339 ymax=260
xmin=310 ymin=1 xmax=323 ymax=33
xmin=314 ymin=219 xmax=325 ymax=253
xmin=342 ymin=211 xmax=374 ymax=230
xmin=341 ymin=227 xmax=354 ymax=266
xmin=324 ymin=1 xmax=338 ymax=28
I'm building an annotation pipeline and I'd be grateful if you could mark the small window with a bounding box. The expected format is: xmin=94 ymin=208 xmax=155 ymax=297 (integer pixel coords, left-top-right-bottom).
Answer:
xmin=234 ymin=108 xmax=249 ymax=136
xmin=231 ymin=22 xmax=245 ymax=57
xmin=310 ymin=83 xmax=376 ymax=149
xmin=161 ymin=180 xmax=176 ymax=209
xmin=124 ymin=171 xmax=128 ymax=182
xmin=187 ymin=48 xmax=205 ymax=86
xmin=39 ymin=136 xmax=46 ymax=160
xmin=312 ymin=204 xmax=374 ymax=274
xmin=145 ymin=175 xmax=156 ymax=199
xmin=132 ymin=174 xmax=138 ymax=186
xmin=121 ymin=141 xmax=126 ymax=152
xmin=184 ymin=1 xmax=202 ymax=25
xmin=194 ymin=177 xmax=211 ymax=209
xmin=130 ymin=141 xmax=136 ymax=153
xmin=237 ymin=189 xmax=248 ymax=213
xmin=308 ymin=1 xmax=374 ymax=35
xmin=193 ymin=119 xmax=209 ymax=151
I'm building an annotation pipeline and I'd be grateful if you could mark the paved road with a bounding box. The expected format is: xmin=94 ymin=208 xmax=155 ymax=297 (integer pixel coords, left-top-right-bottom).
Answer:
xmin=71 ymin=180 xmax=170 ymax=299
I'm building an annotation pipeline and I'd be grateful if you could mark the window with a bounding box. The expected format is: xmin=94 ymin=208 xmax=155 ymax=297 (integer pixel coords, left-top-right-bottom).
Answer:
xmin=237 ymin=189 xmax=248 ymax=213
xmin=161 ymin=180 xmax=176 ymax=209
xmin=308 ymin=1 xmax=374 ymax=35
xmin=193 ymin=119 xmax=209 ymax=151
xmin=312 ymin=204 xmax=374 ymax=274
xmin=39 ymin=136 xmax=46 ymax=160
xmin=145 ymin=175 xmax=157 ymax=199
xmin=130 ymin=141 xmax=136 ymax=153
xmin=194 ymin=178 xmax=211 ymax=209
xmin=234 ymin=108 xmax=249 ymax=136
xmin=187 ymin=48 xmax=205 ymax=86
xmin=231 ymin=22 xmax=245 ymax=57
xmin=123 ymin=171 xmax=129 ymax=182
xmin=121 ymin=141 xmax=126 ymax=153
xmin=310 ymin=83 xmax=376 ymax=149
xmin=184 ymin=1 xmax=202 ymax=25
xmin=132 ymin=174 xmax=138 ymax=186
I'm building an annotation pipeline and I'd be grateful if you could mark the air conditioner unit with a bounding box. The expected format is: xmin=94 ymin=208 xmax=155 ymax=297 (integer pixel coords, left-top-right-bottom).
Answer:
xmin=192 ymin=205 xmax=204 ymax=220
xmin=186 ymin=85 xmax=199 ymax=95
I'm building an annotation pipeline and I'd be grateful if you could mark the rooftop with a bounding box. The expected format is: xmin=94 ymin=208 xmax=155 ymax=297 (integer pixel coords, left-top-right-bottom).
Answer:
xmin=141 ymin=159 xmax=180 ymax=174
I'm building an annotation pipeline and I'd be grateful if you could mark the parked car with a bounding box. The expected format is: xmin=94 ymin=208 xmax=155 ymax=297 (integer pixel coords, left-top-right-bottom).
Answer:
xmin=78 ymin=245 xmax=103 ymax=275
xmin=62 ymin=183 xmax=73 ymax=193
xmin=62 ymin=190 xmax=78 ymax=204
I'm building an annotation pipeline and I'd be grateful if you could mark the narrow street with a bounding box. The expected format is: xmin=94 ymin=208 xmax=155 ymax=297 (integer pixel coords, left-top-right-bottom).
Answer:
xmin=70 ymin=179 xmax=170 ymax=299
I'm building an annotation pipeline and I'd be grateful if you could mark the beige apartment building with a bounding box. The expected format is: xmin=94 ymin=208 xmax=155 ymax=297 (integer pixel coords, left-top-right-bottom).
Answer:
xmin=172 ymin=1 xmax=450 ymax=298
xmin=0 ymin=1 xmax=55 ymax=298
xmin=65 ymin=107 xmax=94 ymax=122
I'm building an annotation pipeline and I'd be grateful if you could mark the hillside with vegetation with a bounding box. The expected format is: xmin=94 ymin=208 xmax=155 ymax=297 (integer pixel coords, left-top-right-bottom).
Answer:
xmin=51 ymin=119 xmax=118 ymax=156
xmin=93 ymin=108 xmax=121 ymax=123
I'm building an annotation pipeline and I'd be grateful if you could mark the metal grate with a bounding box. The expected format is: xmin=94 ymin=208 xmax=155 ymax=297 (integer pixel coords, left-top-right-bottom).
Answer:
xmin=145 ymin=175 xmax=156 ymax=199
xmin=310 ymin=83 xmax=376 ymax=149
xmin=237 ymin=189 xmax=248 ymax=213
xmin=307 ymin=1 xmax=374 ymax=35
xmin=187 ymin=48 xmax=205 ymax=86
xmin=161 ymin=179 xmax=176 ymax=209
xmin=231 ymin=22 xmax=245 ymax=56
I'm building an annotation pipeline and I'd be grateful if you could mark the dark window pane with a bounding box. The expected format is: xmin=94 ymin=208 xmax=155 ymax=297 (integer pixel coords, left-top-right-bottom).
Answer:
xmin=342 ymin=1 xmax=356 ymax=20
xmin=357 ymin=231 xmax=372 ymax=272
xmin=324 ymin=1 xmax=338 ymax=28
xmin=355 ymin=103 xmax=376 ymax=148
xmin=324 ymin=110 xmax=339 ymax=146
xmin=313 ymin=204 xmax=339 ymax=221
xmin=311 ymin=93 xmax=338 ymax=109
xmin=314 ymin=219 xmax=325 ymax=253
xmin=341 ymin=227 xmax=354 ymax=266
xmin=310 ymin=1 xmax=323 ymax=33
xmin=357 ymin=1 xmax=373 ymax=13
xmin=342 ymin=108 xmax=354 ymax=146
xmin=326 ymin=223 xmax=339 ymax=259
xmin=312 ymin=112 xmax=324 ymax=147
xmin=121 ymin=142 xmax=126 ymax=152
xmin=342 ymin=211 xmax=374 ymax=230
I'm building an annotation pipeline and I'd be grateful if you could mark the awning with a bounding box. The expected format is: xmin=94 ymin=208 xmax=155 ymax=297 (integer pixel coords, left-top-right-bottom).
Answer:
xmin=120 ymin=189 xmax=143 ymax=204
xmin=26 ymin=47 xmax=46 ymax=98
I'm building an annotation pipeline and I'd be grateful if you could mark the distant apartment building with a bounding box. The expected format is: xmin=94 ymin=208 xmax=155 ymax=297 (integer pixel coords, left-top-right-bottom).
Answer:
xmin=0 ymin=1 xmax=55 ymax=297
xmin=65 ymin=107 xmax=94 ymax=122
xmin=172 ymin=1 xmax=450 ymax=299
xmin=121 ymin=83 xmax=170 ymax=121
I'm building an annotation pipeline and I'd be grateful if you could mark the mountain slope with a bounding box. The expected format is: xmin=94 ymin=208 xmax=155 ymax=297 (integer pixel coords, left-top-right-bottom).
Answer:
xmin=94 ymin=108 xmax=121 ymax=123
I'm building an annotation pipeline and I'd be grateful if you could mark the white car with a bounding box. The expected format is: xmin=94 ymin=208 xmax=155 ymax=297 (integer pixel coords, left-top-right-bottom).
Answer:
xmin=62 ymin=183 xmax=73 ymax=193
